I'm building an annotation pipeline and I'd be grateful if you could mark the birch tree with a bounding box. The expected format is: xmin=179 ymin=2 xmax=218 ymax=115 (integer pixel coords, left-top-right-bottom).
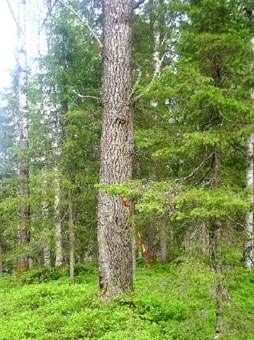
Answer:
xmin=17 ymin=0 xmax=30 ymax=273
xmin=244 ymin=37 xmax=254 ymax=269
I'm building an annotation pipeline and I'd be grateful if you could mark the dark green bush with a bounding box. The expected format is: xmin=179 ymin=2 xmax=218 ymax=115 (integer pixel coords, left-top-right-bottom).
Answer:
xmin=18 ymin=267 xmax=68 ymax=284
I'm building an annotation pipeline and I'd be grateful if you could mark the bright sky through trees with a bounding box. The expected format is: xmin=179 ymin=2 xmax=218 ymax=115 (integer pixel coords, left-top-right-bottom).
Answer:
xmin=0 ymin=1 xmax=16 ymax=92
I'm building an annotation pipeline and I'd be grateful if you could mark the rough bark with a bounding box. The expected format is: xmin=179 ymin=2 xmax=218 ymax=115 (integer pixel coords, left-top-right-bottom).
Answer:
xmin=244 ymin=134 xmax=254 ymax=269
xmin=97 ymin=0 xmax=134 ymax=299
xmin=17 ymin=0 xmax=30 ymax=273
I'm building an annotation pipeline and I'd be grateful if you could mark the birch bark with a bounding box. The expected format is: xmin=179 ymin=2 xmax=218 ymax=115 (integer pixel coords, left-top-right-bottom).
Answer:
xmin=17 ymin=0 xmax=30 ymax=273
xmin=244 ymin=38 xmax=254 ymax=269
xmin=244 ymin=134 xmax=254 ymax=269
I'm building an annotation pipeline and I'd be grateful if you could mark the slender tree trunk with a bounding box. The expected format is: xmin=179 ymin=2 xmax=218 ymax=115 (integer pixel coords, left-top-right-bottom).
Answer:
xmin=152 ymin=0 xmax=163 ymax=76
xmin=245 ymin=134 xmax=254 ymax=269
xmin=54 ymin=166 xmax=63 ymax=267
xmin=43 ymin=245 xmax=51 ymax=267
xmin=210 ymin=147 xmax=224 ymax=339
xmin=68 ymin=190 xmax=75 ymax=282
xmin=42 ymin=175 xmax=51 ymax=267
xmin=147 ymin=218 xmax=158 ymax=259
xmin=209 ymin=221 xmax=223 ymax=339
xmin=132 ymin=227 xmax=136 ymax=277
xmin=0 ymin=238 xmax=3 ymax=276
xmin=160 ymin=221 xmax=168 ymax=263
xmin=97 ymin=0 xmax=134 ymax=299
xmin=17 ymin=0 xmax=30 ymax=273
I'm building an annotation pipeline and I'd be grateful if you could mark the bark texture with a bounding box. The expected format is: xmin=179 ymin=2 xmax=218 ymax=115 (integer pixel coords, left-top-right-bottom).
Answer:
xmin=17 ymin=0 xmax=30 ymax=273
xmin=97 ymin=0 xmax=134 ymax=299
xmin=244 ymin=134 xmax=254 ymax=269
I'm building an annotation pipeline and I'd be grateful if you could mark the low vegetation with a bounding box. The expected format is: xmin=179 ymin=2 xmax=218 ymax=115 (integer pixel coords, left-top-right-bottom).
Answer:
xmin=0 ymin=259 xmax=254 ymax=339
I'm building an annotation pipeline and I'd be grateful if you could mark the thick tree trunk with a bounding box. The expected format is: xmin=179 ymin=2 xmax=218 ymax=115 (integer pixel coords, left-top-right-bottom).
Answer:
xmin=17 ymin=0 xmax=30 ymax=274
xmin=68 ymin=190 xmax=75 ymax=282
xmin=97 ymin=0 xmax=134 ymax=299
xmin=244 ymin=134 xmax=254 ymax=269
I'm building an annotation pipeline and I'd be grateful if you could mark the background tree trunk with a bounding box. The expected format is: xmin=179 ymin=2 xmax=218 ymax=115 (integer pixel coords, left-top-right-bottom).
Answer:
xmin=210 ymin=147 xmax=224 ymax=338
xmin=0 ymin=238 xmax=3 ymax=276
xmin=42 ymin=175 xmax=51 ymax=267
xmin=244 ymin=134 xmax=254 ymax=269
xmin=68 ymin=190 xmax=75 ymax=282
xmin=17 ymin=0 xmax=30 ymax=273
xmin=54 ymin=167 xmax=63 ymax=267
xmin=160 ymin=221 xmax=168 ymax=263
xmin=97 ymin=0 xmax=134 ymax=299
xmin=53 ymin=104 xmax=63 ymax=267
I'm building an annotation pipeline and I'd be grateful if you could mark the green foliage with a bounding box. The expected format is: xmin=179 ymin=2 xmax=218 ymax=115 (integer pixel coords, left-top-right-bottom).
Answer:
xmin=175 ymin=187 xmax=250 ymax=220
xmin=17 ymin=267 xmax=68 ymax=284
xmin=0 ymin=260 xmax=253 ymax=339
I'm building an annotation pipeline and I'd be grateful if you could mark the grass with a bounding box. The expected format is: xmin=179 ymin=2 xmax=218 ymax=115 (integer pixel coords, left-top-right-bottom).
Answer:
xmin=0 ymin=260 xmax=254 ymax=339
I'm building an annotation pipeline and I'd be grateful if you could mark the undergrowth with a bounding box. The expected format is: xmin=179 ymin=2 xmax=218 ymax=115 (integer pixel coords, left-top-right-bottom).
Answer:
xmin=0 ymin=260 xmax=253 ymax=339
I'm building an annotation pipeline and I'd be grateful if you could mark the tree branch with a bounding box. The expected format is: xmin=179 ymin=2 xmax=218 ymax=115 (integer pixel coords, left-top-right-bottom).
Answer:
xmin=39 ymin=0 xmax=59 ymax=33
xmin=133 ymin=53 xmax=166 ymax=102
xmin=176 ymin=153 xmax=215 ymax=183
xmin=5 ymin=0 xmax=19 ymax=30
xmin=58 ymin=0 xmax=103 ymax=49
xmin=133 ymin=0 xmax=147 ymax=10
xmin=130 ymin=69 xmax=142 ymax=99
xmin=72 ymin=90 xmax=101 ymax=102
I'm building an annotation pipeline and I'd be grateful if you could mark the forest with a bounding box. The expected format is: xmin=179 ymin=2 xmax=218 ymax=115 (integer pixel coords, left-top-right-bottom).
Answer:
xmin=0 ymin=0 xmax=254 ymax=339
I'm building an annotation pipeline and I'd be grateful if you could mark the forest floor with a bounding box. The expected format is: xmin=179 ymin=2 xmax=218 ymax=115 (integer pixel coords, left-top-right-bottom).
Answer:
xmin=0 ymin=259 xmax=254 ymax=339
